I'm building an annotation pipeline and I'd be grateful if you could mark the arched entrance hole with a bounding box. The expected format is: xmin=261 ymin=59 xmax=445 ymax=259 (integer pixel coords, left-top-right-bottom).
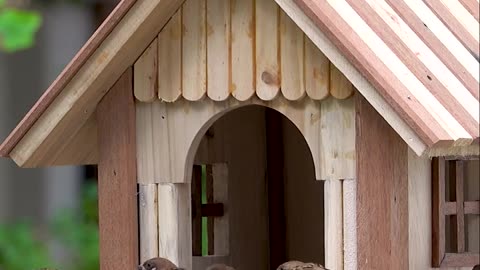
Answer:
xmin=187 ymin=105 xmax=325 ymax=270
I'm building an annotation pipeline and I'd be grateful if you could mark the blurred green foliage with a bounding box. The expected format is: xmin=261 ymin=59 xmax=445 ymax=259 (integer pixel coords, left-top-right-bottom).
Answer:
xmin=0 ymin=222 xmax=53 ymax=270
xmin=51 ymin=181 xmax=99 ymax=270
xmin=0 ymin=0 xmax=42 ymax=52
xmin=0 ymin=181 xmax=99 ymax=270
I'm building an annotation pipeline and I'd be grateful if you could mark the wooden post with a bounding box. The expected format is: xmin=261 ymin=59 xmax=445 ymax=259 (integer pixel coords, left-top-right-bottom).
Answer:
xmin=97 ymin=68 xmax=139 ymax=270
xmin=355 ymin=94 xmax=408 ymax=270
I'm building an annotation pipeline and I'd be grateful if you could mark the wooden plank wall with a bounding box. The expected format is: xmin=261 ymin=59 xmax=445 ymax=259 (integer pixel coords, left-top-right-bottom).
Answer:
xmin=96 ymin=69 xmax=138 ymax=270
xmin=356 ymin=94 xmax=408 ymax=270
xmin=133 ymin=0 xmax=354 ymax=103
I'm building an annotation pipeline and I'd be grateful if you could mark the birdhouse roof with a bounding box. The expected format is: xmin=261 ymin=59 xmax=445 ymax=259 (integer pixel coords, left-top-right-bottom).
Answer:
xmin=0 ymin=0 xmax=478 ymax=167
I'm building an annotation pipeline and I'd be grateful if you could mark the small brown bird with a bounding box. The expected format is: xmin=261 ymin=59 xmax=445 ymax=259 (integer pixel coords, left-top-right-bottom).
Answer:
xmin=277 ymin=261 xmax=328 ymax=270
xmin=138 ymin=257 xmax=184 ymax=270
xmin=473 ymin=265 xmax=479 ymax=270
xmin=206 ymin=263 xmax=236 ymax=270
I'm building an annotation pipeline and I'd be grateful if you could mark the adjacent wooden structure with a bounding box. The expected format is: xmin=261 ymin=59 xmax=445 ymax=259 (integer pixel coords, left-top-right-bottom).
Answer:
xmin=0 ymin=0 xmax=478 ymax=269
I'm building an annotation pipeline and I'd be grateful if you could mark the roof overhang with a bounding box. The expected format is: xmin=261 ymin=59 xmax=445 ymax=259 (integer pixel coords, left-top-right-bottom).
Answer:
xmin=0 ymin=0 xmax=185 ymax=167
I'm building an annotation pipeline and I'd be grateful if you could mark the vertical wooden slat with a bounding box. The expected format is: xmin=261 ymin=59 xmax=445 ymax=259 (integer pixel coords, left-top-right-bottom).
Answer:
xmin=265 ymin=109 xmax=287 ymax=268
xmin=158 ymin=183 xmax=192 ymax=269
xmin=158 ymin=11 xmax=182 ymax=102
xmin=139 ymin=184 xmax=159 ymax=262
xmin=134 ymin=39 xmax=158 ymax=102
xmin=343 ymin=178 xmax=357 ymax=270
xmin=182 ymin=0 xmax=207 ymax=101
xmin=455 ymin=161 xmax=465 ymax=253
xmin=432 ymin=157 xmax=446 ymax=267
xmin=207 ymin=0 xmax=230 ymax=101
xmin=304 ymin=36 xmax=329 ymax=100
xmin=356 ymin=94 xmax=408 ymax=270
xmin=96 ymin=68 xmax=138 ymax=270
xmin=256 ymin=0 xmax=280 ymax=100
xmin=280 ymin=10 xmax=305 ymax=101
xmin=192 ymin=165 xmax=203 ymax=256
xmin=212 ymin=163 xmax=229 ymax=256
xmin=447 ymin=161 xmax=457 ymax=251
xmin=330 ymin=63 xmax=354 ymax=99
xmin=324 ymin=180 xmax=344 ymax=270
xmin=206 ymin=164 xmax=215 ymax=255
xmin=231 ymin=0 xmax=255 ymax=101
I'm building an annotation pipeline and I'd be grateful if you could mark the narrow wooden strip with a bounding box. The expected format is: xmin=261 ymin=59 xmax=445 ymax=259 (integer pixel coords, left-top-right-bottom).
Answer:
xmin=431 ymin=157 xmax=446 ymax=267
xmin=442 ymin=253 xmax=480 ymax=267
xmin=324 ymin=180 xmax=343 ymax=270
xmin=407 ymin=149 xmax=432 ymax=270
xmin=139 ymin=184 xmax=159 ymax=262
xmin=134 ymin=38 xmax=158 ymax=102
xmin=182 ymin=0 xmax=207 ymax=101
xmin=329 ymin=63 xmax=353 ymax=99
xmin=447 ymin=161 xmax=458 ymax=252
xmin=385 ymin=0 xmax=480 ymax=100
xmin=280 ymin=10 xmax=305 ymax=101
xmin=343 ymin=179 xmax=357 ymax=270
xmin=97 ymin=68 xmax=138 ymax=270
xmin=231 ymin=0 xmax=255 ymax=101
xmin=256 ymin=0 xmax=280 ymax=100
xmin=304 ymin=36 xmax=329 ymax=100
xmin=205 ymin=164 xmax=214 ymax=255
xmin=465 ymin=201 xmax=480 ymax=214
xmin=0 ymin=0 xmax=136 ymax=157
xmin=191 ymin=165 xmax=202 ymax=256
xmin=265 ymin=109 xmax=287 ymax=268
xmin=294 ymin=0 xmax=449 ymax=147
xmin=158 ymin=11 xmax=182 ymax=102
xmin=423 ymin=0 xmax=479 ymax=59
xmin=459 ymin=0 xmax=480 ymax=22
xmin=158 ymin=183 xmax=192 ymax=269
xmin=455 ymin=160 xmax=465 ymax=253
xmin=212 ymin=163 xmax=229 ymax=256
xmin=438 ymin=0 xmax=479 ymax=42
xmin=349 ymin=0 xmax=479 ymax=138
xmin=356 ymin=94 xmax=408 ymax=270
xmin=207 ymin=0 xmax=230 ymax=101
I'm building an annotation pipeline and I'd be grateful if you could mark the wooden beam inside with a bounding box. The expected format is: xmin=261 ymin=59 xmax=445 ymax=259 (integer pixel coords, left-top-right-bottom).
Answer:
xmin=96 ymin=68 xmax=138 ymax=270
xmin=432 ymin=157 xmax=446 ymax=267
xmin=454 ymin=161 xmax=465 ymax=253
xmin=191 ymin=165 xmax=202 ymax=256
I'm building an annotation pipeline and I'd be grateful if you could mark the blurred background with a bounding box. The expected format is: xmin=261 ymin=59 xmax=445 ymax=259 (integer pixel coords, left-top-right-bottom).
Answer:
xmin=0 ymin=0 xmax=118 ymax=269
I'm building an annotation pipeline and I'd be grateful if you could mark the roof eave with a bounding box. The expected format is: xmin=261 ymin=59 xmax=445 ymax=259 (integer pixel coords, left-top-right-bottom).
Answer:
xmin=1 ymin=0 xmax=185 ymax=167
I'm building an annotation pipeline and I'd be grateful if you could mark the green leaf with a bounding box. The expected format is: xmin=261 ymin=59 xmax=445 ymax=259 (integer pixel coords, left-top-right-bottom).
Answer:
xmin=0 ymin=8 xmax=42 ymax=52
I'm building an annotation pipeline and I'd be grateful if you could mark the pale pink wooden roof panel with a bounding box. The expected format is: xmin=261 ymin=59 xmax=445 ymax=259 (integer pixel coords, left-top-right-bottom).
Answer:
xmin=294 ymin=0 xmax=480 ymax=148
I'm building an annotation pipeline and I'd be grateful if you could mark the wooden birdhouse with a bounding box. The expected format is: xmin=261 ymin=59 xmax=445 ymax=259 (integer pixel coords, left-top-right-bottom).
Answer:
xmin=1 ymin=0 xmax=479 ymax=269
